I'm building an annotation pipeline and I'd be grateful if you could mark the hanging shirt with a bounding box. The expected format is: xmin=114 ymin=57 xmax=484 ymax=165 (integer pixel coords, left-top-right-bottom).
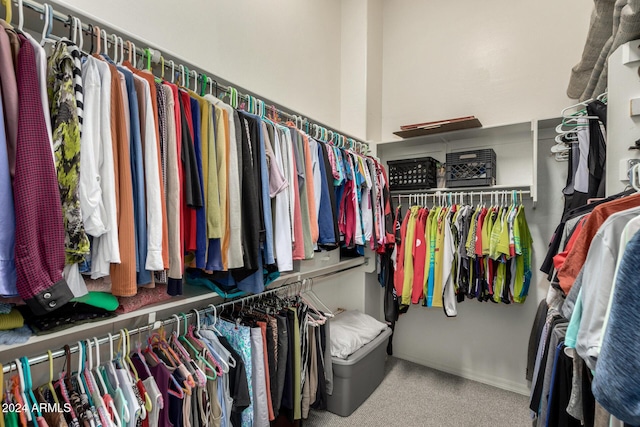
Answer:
xmin=285 ymin=128 xmax=305 ymax=260
xmin=48 ymin=41 xmax=91 ymax=282
xmin=132 ymin=74 xmax=164 ymax=272
xmin=188 ymin=97 xmax=207 ymax=269
xmin=264 ymin=124 xmax=292 ymax=272
xmin=0 ymin=83 xmax=16 ymax=297
xmin=291 ymin=129 xmax=314 ymax=259
xmin=179 ymin=90 xmax=200 ymax=254
xmin=163 ymin=82 xmax=184 ymax=295
xmin=205 ymin=96 xmax=242 ymax=270
xmin=412 ymin=208 xmax=428 ymax=304
xmin=81 ymin=56 xmax=120 ymax=279
xmin=0 ymin=25 xmax=17 ymax=181
xmin=401 ymin=207 xmax=419 ymax=307
xmin=117 ymin=65 xmax=150 ymax=285
xmin=316 ymin=142 xmax=337 ymax=247
xmin=105 ymin=60 xmax=137 ymax=297
xmin=14 ymin=36 xmax=73 ymax=314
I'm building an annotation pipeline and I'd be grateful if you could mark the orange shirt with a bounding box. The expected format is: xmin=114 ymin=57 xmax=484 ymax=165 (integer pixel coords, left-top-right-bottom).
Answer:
xmin=558 ymin=193 xmax=640 ymax=294
xmin=106 ymin=62 xmax=137 ymax=297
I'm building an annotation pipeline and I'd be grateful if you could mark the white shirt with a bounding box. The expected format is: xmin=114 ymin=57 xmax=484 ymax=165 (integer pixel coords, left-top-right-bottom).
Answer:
xmin=88 ymin=57 xmax=121 ymax=279
xmin=132 ymin=74 xmax=163 ymax=271
xmin=273 ymin=128 xmax=293 ymax=271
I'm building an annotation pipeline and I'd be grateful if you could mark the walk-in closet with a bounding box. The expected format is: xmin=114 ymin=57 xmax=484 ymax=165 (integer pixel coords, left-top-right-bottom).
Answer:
xmin=0 ymin=0 xmax=637 ymax=426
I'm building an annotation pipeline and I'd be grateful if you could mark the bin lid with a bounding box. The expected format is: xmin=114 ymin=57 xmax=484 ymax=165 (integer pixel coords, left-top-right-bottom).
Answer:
xmin=332 ymin=327 xmax=392 ymax=366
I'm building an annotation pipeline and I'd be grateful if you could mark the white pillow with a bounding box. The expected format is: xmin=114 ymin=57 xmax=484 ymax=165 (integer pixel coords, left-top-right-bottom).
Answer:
xmin=330 ymin=310 xmax=388 ymax=359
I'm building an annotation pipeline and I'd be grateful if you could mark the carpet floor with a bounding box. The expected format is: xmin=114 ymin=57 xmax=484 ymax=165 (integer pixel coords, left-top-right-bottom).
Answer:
xmin=306 ymin=357 xmax=531 ymax=427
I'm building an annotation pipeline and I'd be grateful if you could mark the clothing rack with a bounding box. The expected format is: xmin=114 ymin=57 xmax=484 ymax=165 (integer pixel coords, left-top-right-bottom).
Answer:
xmin=394 ymin=189 xmax=532 ymax=206
xmin=0 ymin=257 xmax=365 ymax=374
xmin=7 ymin=0 xmax=369 ymax=154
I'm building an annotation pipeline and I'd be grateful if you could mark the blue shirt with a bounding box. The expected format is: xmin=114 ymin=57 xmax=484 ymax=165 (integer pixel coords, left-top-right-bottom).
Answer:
xmin=317 ymin=142 xmax=336 ymax=245
xmin=117 ymin=66 xmax=150 ymax=285
xmin=245 ymin=113 xmax=274 ymax=265
xmin=206 ymin=108 xmax=223 ymax=271
xmin=0 ymin=89 xmax=17 ymax=297
xmin=189 ymin=97 xmax=207 ymax=269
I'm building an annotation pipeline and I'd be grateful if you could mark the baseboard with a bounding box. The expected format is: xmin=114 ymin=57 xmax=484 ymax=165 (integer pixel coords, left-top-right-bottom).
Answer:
xmin=392 ymin=352 xmax=531 ymax=396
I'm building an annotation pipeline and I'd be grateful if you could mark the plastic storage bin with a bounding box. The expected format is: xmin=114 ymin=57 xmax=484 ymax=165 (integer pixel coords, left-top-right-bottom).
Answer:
xmin=446 ymin=149 xmax=496 ymax=188
xmin=327 ymin=327 xmax=392 ymax=417
xmin=387 ymin=157 xmax=439 ymax=191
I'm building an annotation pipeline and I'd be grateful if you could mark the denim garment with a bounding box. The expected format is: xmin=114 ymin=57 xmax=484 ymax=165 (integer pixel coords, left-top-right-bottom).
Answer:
xmin=0 ymin=89 xmax=16 ymax=296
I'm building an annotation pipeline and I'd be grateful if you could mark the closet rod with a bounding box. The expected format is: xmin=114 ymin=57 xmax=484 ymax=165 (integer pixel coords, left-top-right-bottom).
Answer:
xmin=13 ymin=0 xmax=369 ymax=153
xmin=1 ymin=257 xmax=365 ymax=374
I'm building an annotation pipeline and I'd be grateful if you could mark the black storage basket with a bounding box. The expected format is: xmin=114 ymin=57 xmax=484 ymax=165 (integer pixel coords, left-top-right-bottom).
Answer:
xmin=446 ymin=149 xmax=496 ymax=188
xmin=387 ymin=157 xmax=438 ymax=191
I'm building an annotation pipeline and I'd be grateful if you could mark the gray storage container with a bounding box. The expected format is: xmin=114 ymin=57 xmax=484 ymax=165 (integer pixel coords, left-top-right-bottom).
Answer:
xmin=327 ymin=327 xmax=392 ymax=417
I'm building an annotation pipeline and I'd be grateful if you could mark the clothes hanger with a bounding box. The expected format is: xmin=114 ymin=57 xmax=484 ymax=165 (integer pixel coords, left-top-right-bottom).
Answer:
xmin=94 ymin=337 xmax=121 ymax=427
xmin=111 ymin=34 xmax=118 ymax=64
xmin=43 ymin=350 xmax=60 ymax=404
xmin=179 ymin=64 xmax=185 ymax=87
xmin=40 ymin=4 xmax=56 ymax=47
xmin=184 ymin=309 xmax=220 ymax=379
xmin=168 ymin=60 xmax=175 ymax=83
xmin=15 ymin=358 xmax=34 ymax=423
xmin=75 ymin=340 xmax=89 ymax=397
xmin=2 ymin=0 xmax=11 ymax=26
xmin=199 ymin=73 xmax=207 ymax=97
xmin=190 ymin=70 xmax=198 ymax=93
xmin=124 ymin=329 xmax=151 ymax=417
xmin=75 ymin=16 xmax=84 ymax=52
xmin=100 ymin=29 xmax=108 ymax=56
xmin=16 ymin=0 xmax=23 ymax=32
xmin=21 ymin=357 xmax=43 ymax=420
xmin=159 ymin=56 xmax=165 ymax=80
xmin=118 ymin=37 xmax=124 ymax=66
xmin=171 ymin=314 xmax=204 ymax=386
xmin=92 ymin=26 xmax=101 ymax=55
xmin=128 ymin=41 xmax=136 ymax=65
xmin=207 ymin=77 xmax=213 ymax=96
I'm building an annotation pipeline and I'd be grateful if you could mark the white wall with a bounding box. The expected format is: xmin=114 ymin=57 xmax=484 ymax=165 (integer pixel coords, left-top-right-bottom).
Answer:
xmin=389 ymin=131 xmax=565 ymax=395
xmin=381 ymin=0 xmax=593 ymax=140
xmin=56 ymin=0 xmax=343 ymax=128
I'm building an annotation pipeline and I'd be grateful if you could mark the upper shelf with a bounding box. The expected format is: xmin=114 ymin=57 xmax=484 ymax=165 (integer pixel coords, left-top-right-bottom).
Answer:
xmin=378 ymin=121 xmax=533 ymax=151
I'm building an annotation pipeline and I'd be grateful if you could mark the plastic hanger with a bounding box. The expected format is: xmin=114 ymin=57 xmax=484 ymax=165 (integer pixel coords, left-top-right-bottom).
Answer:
xmin=45 ymin=350 xmax=60 ymax=404
xmin=16 ymin=0 xmax=23 ymax=32
xmin=75 ymin=341 xmax=88 ymax=396
xmin=190 ymin=70 xmax=198 ymax=93
xmin=40 ymin=4 xmax=56 ymax=47
xmin=75 ymin=16 xmax=84 ymax=51
xmin=2 ymin=0 xmax=11 ymax=25
xmin=15 ymin=358 xmax=34 ymax=422
xmin=100 ymin=29 xmax=108 ymax=55
xmin=188 ymin=308 xmax=224 ymax=373
xmin=179 ymin=64 xmax=185 ymax=87
xmin=129 ymin=41 xmax=137 ymax=65
xmin=124 ymin=329 xmax=151 ymax=416
xmin=168 ymin=60 xmax=175 ymax=83
xmin=92 ymin=26 xmax=101 ymax=55
xmin=111 ymin=34 xmax=118 ymax=64
xmin=181 ymin=311 xmax=218 ymax=380
xmin=118 ymin=37 xmax=124 ymax=66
